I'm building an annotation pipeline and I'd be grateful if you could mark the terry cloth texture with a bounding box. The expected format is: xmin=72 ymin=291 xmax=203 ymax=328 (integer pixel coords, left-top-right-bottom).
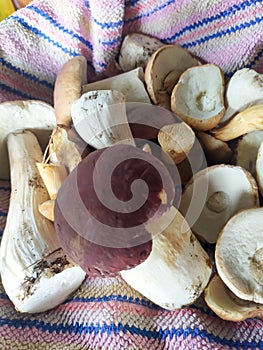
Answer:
xmin=1 ymin=0 xmax=263 ymax=349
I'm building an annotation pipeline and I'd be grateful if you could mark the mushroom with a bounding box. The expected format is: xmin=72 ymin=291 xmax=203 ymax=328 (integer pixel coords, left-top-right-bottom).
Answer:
xmin=39 ymin=200 xmax=55 ymax=222
xmin=205 ymin=274 xmax=263 ymax=322
xmin=196 ymin=131 xmax=232 ymax=165
xmin=0 ymin=100 xmax=56 ymax=180
xmin=118 ymin=33 xmax=163 ymax=71
xmin=158 ymin=122 xmax=195 ymax=164
xmin=71 ymin=90 xmax=135 ymax=148
xmin=222 ymin=68 xmax=263 ymax=123
xmin=233 ymin=130 xmax=263 ymax=177
xmin=0 ymin=130 xmax=86 ymax=313
xmin=144 ymin=44 xmax=199 ymax=109
xmin=54 ymin=144 xmax=175 ymax=276
xmin=120 ymin=206 xmax=212 ymax=310
xmin=255 ymin=139 xmax=263 ymax=196
xmin=82 ymin=67 xmax=151 ymax=104
xmin=54 ymin=55 xmax=87 ymax=128
xmin=171 ymin=64 xmax=225 ymax=131
xmin=212 ymin=104 xmax=263 ymax=141
xmin=215 ymin=207 xmax=263 ymax=303
xmin=179 ymin=164 xmax=259 ymax=244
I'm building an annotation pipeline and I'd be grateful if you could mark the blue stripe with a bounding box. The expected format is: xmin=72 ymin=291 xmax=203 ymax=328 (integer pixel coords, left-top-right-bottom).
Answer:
xmin=0 ymin=211 xmax=7 ymax=217
xmin=27 ymin=6 xmax=93 ymax=51
xmin=0 ymin=82 xmax=34 ymax=99
xmin=126 ymin=0 xmax=141 ymax=6
xmin=84 ymin=0 xmax=90 ymax=9
xmin=100 ymin=35 xmax=122 ymax=46
xmin=165 ymin=0 xmax=263 ymax=42
xmin=0 ymin=317 xmax=262 ymax=348
xmin=182 ymin=15 xmax=263 ymax=49
xmin=0 ymin=58 xmax=53 ymax=89
xmin=124 ymin=0 xmax=174 ymax=23
xmin=0 ymin=230 xmax=3 ymax=238
xmin=0 ymin=293 xmax=8 ymax=299
xmin=93 ymin=17 xmax=123 ymax=30
xmin=0 ymin=186 xmax=10 ymax=191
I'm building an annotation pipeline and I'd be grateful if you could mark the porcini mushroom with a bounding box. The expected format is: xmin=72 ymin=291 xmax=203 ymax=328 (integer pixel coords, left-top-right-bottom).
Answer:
xmin=144 ymin=44 xmax=199 ymax=109
xmin=54 ymin=144 xmax=175 ymax=276
xmin=71 ymin=90 xmax=135 ymax=148
xmin=0 ymin=130 xmax=86 ymax=313
xmin=118 ymin=33 xmax=163 ymax=71
xmin=120 ymin=206 xmax=212 ymax=310
xmin=215 ymin=208 xmax=263 ymax=303
xmin=0 ymin=100 xmax=56 ymax=180
xmin=171 ymin=64 xmax=225 ymax=131
xmin=205 ymin=274 xmax=263 ymax=322
xmin=179 ymin=165 xmax=259 ymax=244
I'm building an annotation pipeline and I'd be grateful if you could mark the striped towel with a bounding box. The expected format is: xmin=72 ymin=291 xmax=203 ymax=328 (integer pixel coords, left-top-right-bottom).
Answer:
xmin=1 ymin=0 xmax=263 ymax=349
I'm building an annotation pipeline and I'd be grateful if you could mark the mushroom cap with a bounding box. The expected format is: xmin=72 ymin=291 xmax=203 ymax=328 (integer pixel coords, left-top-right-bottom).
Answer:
xmin=54 ymin=144 xmax=175 ymax=276
xmin=0 ymin=100 xmax=56 ymax=180
xmin=205 ymin=274 xmax=263 ymax=322
xmin=215 ymin=208 xmax=263 ymax=303
xmin=233 ymin=130 xmax=263 ymax=177
xmin=179 ymin=164 xmax=259 ymax=244
xmin=256 ymin=139 xmax=263 ymax=196
xmin=171 ymin=64 xmax=225 ymax=131
xmin=145 ymin=44 xmax=199 ymax=109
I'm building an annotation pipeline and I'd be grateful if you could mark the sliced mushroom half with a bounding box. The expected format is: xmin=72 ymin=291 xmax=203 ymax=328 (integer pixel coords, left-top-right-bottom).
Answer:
xmin=215 ymin=208 xmax=263 ymax=304
xmin=145 ymin=45 xmax=199 ymax=109
xmin=205 ymin=274 xmax=263 ymax=322
xmin=256 ymin=140 xmax=263 ymax=196
xmin=171 ymin=64 xmax=225 ymax=131
xmin=179 ymin=165 xmax=259 ymax=244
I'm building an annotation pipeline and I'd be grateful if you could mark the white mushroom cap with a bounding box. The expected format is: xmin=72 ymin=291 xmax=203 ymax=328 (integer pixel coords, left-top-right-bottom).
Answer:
xmin=171 ymin=64 xmax=225 ymax=131
xmin=256 ymin=139 xmax=263 ymax=196
xmin=205 ymin=274 xmax=263 ymax=321
xmin=145 ymin=44 xmax=199 ymax=109
xmin=179 ymin=164 xmax=259 ymax=244
xmin=215 ymin=208 xmax=263 ymax=303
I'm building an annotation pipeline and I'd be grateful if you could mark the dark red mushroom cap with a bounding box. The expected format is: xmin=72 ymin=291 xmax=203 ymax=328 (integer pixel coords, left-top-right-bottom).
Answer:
xmin=54 ymin=144 xmax=175 ymax=276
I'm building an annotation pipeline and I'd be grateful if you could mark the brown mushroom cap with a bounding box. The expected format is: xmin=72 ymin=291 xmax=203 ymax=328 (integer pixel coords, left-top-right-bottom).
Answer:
xmin=145 ymin=44 xmax=199 ymax=109
xmin=215 ymin=208 xmax=263 ymax=304
xmin=171 ymin=64 xmax=225 ymax=131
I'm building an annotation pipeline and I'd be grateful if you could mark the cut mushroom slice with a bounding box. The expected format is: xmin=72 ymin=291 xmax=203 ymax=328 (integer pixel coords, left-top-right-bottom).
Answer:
xmin=256 ymin=140 xmax=263 ymax=196
xmin=0 ymin=100 xmax=56 ymax=180
xmin=71 ymin=90 xmax=135 ymax=148
xmin=158 ymin=122 xmax=195 ymax=164
xmin=215 ymin=207 xmax=263 ymax=304
xmin=82 ymin=67 xmax=151 ymax=104
xmin=171 ymin=64 xmax=225 ymax=131
xmin=223 ymin=68 xmax=263 ymax=123
xmin=205 ymin=274 xmax=263 ymax=322
xmin=145 ymin=45 xmax=199 ymax=109
xmin=233 ymin=130 xmax=263 ymax=177
xmin=118 ymin=33 xmax=163 ymax=71
xmin=39 ymin=200 xmax=55 ymax=222
xmin=212 ymin=104 xmax=263 ymax=141
xmin=179 ymin=164 xmax=259 ymax=244
xmin=120 ymin=206 xmax=212 ymax=310
xmin=196 ymin=131 xmax=232 ymax=165
xmin=54 ymin=55 xmax=87 ymax=128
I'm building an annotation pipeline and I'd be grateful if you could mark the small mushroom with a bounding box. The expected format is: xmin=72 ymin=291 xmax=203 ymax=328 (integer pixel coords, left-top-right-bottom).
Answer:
xmin=158 ymin=122 xmax=195 ymax=164
xmin=223 ymin=68 xmax=263 ymax=123
xmin=171 ymin=64 xmax=225 ymax=131
xmin=54 ymin=55 xmax=87 ymax=128
xmin=256 ymin=140 xmax=263 ymax=196
xmin=212 ymin=104 xmax=263 ymax=141
xmin=82 ymin=67 xmax=151 ymax=104
xmin=233 ymin=130 xmax=263 ymax=177
xmin=215 ymin=208 xmax=263 ymax=303
xmin=179 ymin=165 xmax=259 ymax=244
xmin=71 ymin=90 xmax=135 ymax=148
xmin=205 ymin=274 xmax=263 ymax=322
xmin=144 ymin=44 xmax=199 ymax=109
xmin=196 ymin=131 xmax=232 ymax=165
xmin=0 ymin=100 xmax=56 ymax=180
xmin=120 ymin=206 xmax=212 ymax=310
xmin=118 ymin=33 xmax=163 ymax=71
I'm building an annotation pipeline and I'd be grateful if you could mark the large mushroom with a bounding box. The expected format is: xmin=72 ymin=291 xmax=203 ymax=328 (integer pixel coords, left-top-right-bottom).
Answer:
xmin=179 ymin=164 xmax=259 ymax=244
xmin=215 ymin=208 xmax=263 ymax=304
xmin=54 ymin=144 xmax=175 ymax=276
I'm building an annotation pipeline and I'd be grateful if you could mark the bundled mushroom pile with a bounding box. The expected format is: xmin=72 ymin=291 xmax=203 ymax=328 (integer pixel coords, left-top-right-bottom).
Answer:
xmin=1 ymin=33 xmax=263 ymax=321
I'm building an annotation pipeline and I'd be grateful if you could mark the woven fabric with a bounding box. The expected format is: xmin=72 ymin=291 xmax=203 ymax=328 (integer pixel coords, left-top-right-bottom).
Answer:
xmin=1 ymin=0 xmax=263 ymax=349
